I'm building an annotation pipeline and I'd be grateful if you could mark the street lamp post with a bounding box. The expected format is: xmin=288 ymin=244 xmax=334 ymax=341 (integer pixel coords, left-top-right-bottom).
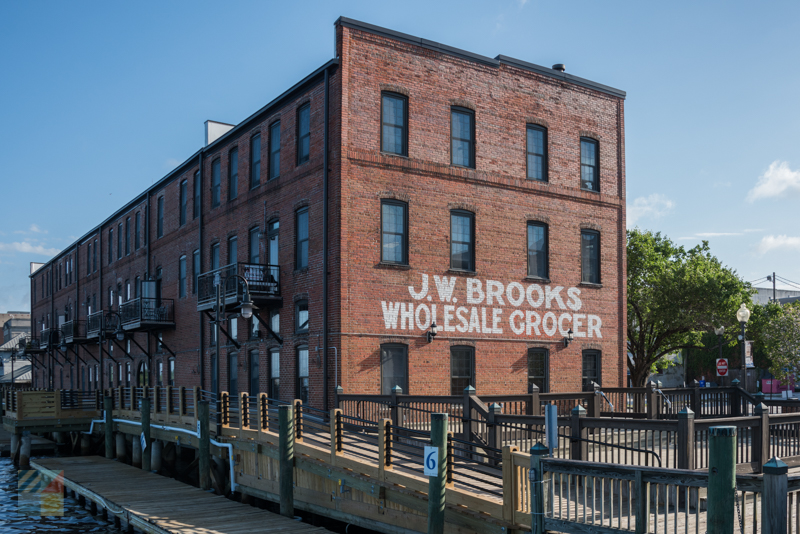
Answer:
xmin=213 ymin=273 xmax=256 ymax=436
xmin=101 ymin=310 xmax=125 ymax=393
xmin=736 ymin=303 xmax=751 ymax=388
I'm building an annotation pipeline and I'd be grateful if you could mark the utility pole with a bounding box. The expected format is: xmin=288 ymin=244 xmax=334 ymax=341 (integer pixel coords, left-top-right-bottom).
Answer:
xmin=773 ymin=271 xmax=777 ymax=302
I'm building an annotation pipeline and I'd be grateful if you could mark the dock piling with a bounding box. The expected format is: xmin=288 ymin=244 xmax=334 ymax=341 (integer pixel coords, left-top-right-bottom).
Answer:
xmin=19 ymin=433 xmax=31 ymax=468
xmin=199 ymin=400 xmax=210 ymax=491
xmin=141 ymin=397 xmax=151 ymax=471
xmin=427 ymin=413 xmax=448 ymax=534
xmin=104 ymin=396 xmax=113 ymax=459
xmin=278 ymin=404 xmax=294 ymax=518
xmin=708 ymin=426 xmax=736 ymax=533
xmin=115 ymin=433 xmax=126 ymax=463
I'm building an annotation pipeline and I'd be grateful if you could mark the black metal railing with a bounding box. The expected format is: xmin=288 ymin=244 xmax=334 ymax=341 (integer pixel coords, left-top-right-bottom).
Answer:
xmin=60 ymin=320 xmax=85 ymax=342
xmin=40 ymin=328 xmax=56 ymax=348
xmin=120 ymin=298 xmax=175 ymax=327
xmin=197 ymin=262 xmax=280 ymax=308
xmin=86 ymin=311 xmax=104 ymax=337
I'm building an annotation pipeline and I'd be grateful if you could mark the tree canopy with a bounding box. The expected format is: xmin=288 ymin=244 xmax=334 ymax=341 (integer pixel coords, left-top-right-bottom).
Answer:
xmin=627 ymin=229 xmax=752 ymax=386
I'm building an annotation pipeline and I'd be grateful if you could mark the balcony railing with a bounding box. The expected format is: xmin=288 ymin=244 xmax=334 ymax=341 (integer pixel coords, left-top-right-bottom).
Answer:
xmin=60 ymin=320 xmax=86 ymax=343
xmin=40 ymin=328 xmax=56 ymax=349
xmin=86 ymin=311 xmax=105 ymax=338
xmin=197 ymin=262 xmax=280 ymax=310
xmin=120 ymin=298 xmax=175 ymax=330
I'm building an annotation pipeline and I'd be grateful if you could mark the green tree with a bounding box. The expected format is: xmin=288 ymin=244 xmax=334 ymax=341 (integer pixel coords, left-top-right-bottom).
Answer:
xmin=756 ymin=302 xmax=800 ymax=381
xmin=627 ymin=229 xmax=752 ymax=386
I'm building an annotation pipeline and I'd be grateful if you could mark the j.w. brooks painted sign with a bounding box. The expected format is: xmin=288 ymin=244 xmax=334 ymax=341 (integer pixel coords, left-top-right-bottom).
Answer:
xmin=380 ymin=273 xmax=603 ymax=339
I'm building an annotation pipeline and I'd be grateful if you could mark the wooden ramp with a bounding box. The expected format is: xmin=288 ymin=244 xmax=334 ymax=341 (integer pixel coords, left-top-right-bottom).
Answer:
xmin=32 ymin=456 xmax=331 ymax=534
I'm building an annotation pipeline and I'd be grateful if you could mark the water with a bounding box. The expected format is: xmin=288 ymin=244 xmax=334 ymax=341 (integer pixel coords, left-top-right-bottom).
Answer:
xmin=0 ymin=457 xmax=121 ymax=533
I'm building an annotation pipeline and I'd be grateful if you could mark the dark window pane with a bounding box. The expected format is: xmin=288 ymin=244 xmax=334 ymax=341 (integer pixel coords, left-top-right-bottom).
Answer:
xmin=381 ymin=201 xmax=407 ymax=264
xmin=192 ymin=250 xmax=200 ymax=294
xmin=297 ymin=104 xmax=310 ymax=164
xmin=296 ymin=209 xmax=308 ymax=269
xmin=180 ymin=180 xmax=187 ymax=225
xmin=211 ymin=159 xmax=221 ymax=207
xmin=450 ymin=347 xmax=474 ymax=395
xmin=228 ymin=236 xmax=237 ymax=265
xmin=269 ymin=349 xmax=280 ymax=400
xmin=450 ymin=212 xmax=474 ymax=271
xmin=157 ymin=197 xmax=164 ymax=238
xmin=211 ymin=243 xmax=220 ymax=270
xmin=228 ymin=148 xmax=238 ymax=200
xmin=135 ymin=212 xmax=140 ymax=250
xmin=269 ymin=122 xmax=280 ymax=180
xmin=380 ymin=344 xmax=408 ymax=395
xmin=582 ymin=351 xmax=601 ymax=391
xmin=581 ymin=138 xmax=598 ymax=191
xmin=451 ymin=109 xmax=474 ymax=167
xmin=527 ymin=126 xmax=547 ymax=181
xmin=527 ymin=223 xmax=548 ymax=278
xmin=268 ymin=220 xmax=279 ymax=265
xmin=249 ymin=349 xmax=259 ymax=397
xmin=178 ymin=256 xmax=186 ymax=298
xmin=581 ymin=230 xmax=600 ymax=284
xmin=296 ymin=300 xmax=308 ymax=332
xmin=250 ymin=134 xmax=261 ymax=188
xmin=228 ymin=352 xmax=238 ymax=396
xmin=297 ymin=347 xmax=309 ymax=403
xmin=193 ymin=170 xmax=201 ymax=219
xmin=249 ymin=227 xmax=260 ymax=264
xmin=381 ymin=94 xmax=406 ymax=155
xmin=528 ymin=348 xmax=548 ymax=393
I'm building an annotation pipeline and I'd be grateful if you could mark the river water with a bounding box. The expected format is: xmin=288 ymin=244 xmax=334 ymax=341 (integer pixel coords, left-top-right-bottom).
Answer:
xmin=0 ymin=456 xmax=121 ymax=533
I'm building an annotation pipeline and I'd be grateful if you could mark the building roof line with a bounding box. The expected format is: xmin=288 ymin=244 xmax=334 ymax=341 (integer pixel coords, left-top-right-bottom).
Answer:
xmin=336 ymin=17 xmax=625 ymax=99
xmin=31 ymin=58 xmax=339 ymax=276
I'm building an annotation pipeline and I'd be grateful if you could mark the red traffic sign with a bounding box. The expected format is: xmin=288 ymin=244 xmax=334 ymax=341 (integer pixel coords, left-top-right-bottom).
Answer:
xmin=716 ymin=358 xmax=729 ymax=377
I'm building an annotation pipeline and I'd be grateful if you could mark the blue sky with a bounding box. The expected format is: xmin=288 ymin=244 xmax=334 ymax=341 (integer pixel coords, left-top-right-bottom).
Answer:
xmin=1 ymin=0 xmax=799 ymax=311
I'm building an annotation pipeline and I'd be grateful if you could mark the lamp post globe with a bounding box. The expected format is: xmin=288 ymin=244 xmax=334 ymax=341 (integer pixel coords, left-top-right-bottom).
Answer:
xmin=736 ymin=303 xmax=750 ymax=383
xmin=736 ymin=303 xmax=750 ymax=324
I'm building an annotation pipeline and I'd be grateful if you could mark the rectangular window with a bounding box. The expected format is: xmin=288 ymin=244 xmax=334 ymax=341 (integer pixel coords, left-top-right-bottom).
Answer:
xmin=580 ymin=138 xmax=599 ymax=191
xmin=450 ymin=107 xmax=475 ymax=168
xmin=135 ymin=212 xmax=141 ymax=250
xmin=250 ymin=134 xmax=261 ymax=188
xmin=180 ymin=180 xmax=187 ymax=225
xmin=295 ymin=300 xmax=308 ymax=333
xmin=269 ymin=121 xmax=280 ymax=180
xmin=381 ymin=200 xmax=408 ymax=264
xmin=295 ymin=208 xmax=309 ymax=269
xmin=296 ymin=346 xmax=309 ymax=403
xmin=268 ymin=220 xmax=279 ymax=265
xmin=108 ymin=229 xmax=113 ymax=264
xmin=192 ymin=250 xmax=200 ymax=294
xmin=86 ymin=243 xmax=91 ymax=277
xmin=297 ymin=104 xmax=311 ymax=165
xmin=228 ymin=352 xmax=238 ymax=396
xmin=270 ymin=308 xmax=280 ymax=334
xmin=169 ymin=359 xmax=175 ymax=386
xmin=125 ymin=217 xmax=131 ymax=255
xmin=527 ymin=222 xmax=548 ymax=279
xmin=380 ymin=344 xmax=408 ymax=395
xmin=249 ymin=227 xmax=260 ymax=264
xmin=582 ymin=350 xmax=601 ymax=391
xmin=249 ymin=349 xmax=259 ymax=397
xmin=117 ymin=223 xmax=123 ymax=259
xmin=528 ymin=348 xmax=549 ymax=393
xmin=450 ymin=346 xmax=475 ymax=395
xmin=227 ymin=236 xmax=237 ymax=265
xmin=211 ymin=158 xmax=221 ymax=208
xmin=93 ymin=239 xmax=97 ymax=271
xmin=269 ymin=348 xmax=280 ymax=399
xmin=134 ymin=276 xmax=140 ymax=299
xmin=450 ymin=210 xmax=475 ymax=272
xmin=527 ymin=125 xmax=547 ymax=181
xmin=211 ymin=243 xmax=220 ymax=270
xmin=228 ymin=148 xmax=238 ymax=200
xmin=381 ymin=93 xmax=407 ymax=156
xmin=157 ymin=197 xmax=164 ymax=238
xmin=178 ymin=255 xmax=186 ymax=298
xmin=193 ymin=170 xmax=201 ymax=219
xmin=581 ymin=230 xmax=600 ymax=284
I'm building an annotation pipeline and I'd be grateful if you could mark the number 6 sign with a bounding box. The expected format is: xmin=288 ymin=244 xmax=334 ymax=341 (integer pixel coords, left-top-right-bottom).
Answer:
xmin=423 ymin=446 xmax=439 ymax=476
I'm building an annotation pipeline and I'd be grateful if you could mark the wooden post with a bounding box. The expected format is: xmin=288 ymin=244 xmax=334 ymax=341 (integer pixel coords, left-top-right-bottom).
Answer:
xmin=754 ymin=403 xmax=770 ymax=472
xmin=428 ymin=413 xmax=448 ymax=534
xmin=501 ymin=445 xmax=519 ymax=522
xmin=677 ymin=407 xmax=695 ymax=470
xmin=104 ymin=396 xmax=113 ymax=459
xmin=708 ymin=426 xmax=736 ymax=534
xmin=330 ymin=408 xmax=342 ymax=465
xmin=278 ymin=404 xmax=294 ymax=518
xmin=588 ymin=382 xmax=601 ymax=418
xmin=635 ymin=469 xmax=650 ymax=534
xmin=335 ymin=385 xmax=343 ymax=409
xmin=646 ymin=381 xmax=658 ymax=419
xmin=570 ymin=405 xmax=587 ymax=461
xmin=378 ymin=417 xmax=392 ymax=478
xmin=191 ymin=386 xmax=199 ymax=418
xmin=762 ymin=456 xmax=788 ymax=534
xmin=488 ymin=403 xmax=502 ymax=458
xmin=463 ymin=385 xmax=476 ymax=441
xmin=527 ymin=383 xmax=540 ymax=416
xmin=530 ymin=442 xmax=548 ymax=534
xmin=198 ymin=400 xmax=210 ymax=491
xmin=141 ymin=397 xmax=151 ymax=471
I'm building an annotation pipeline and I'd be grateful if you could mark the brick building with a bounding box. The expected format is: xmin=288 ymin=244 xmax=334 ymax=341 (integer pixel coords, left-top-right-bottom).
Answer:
xmin=29 ymin=17 xmax=627 ymax=409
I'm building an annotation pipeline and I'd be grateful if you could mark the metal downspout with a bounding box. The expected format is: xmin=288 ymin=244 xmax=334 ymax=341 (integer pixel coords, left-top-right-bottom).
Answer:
xmin=322 ymin=66 xmax=330 ymax=411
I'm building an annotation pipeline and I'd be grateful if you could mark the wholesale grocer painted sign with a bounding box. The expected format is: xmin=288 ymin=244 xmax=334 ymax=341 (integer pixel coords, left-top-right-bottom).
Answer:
xmin=380 ymin=273 xmax=603 ymax=339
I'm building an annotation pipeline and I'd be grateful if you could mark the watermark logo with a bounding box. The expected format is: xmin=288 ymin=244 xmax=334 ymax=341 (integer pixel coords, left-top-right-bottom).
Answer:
xmin=17 ymin=469 xmax=64 ymax=516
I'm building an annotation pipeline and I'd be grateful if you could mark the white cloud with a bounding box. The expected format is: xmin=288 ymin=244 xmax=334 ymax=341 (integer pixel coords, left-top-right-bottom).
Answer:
xmin=756 ymin=235 xmax=800 ymax=255
xmin=627 ymin=194 xmax=674 ymax=228
xmin=695 ymin=232 xmax=742 ymax=238
xmin=517 ymin=0 xmax=529 ymax=6
xmin=747 ymin=161 xmax=800 ymax=202
xmin=0 ymin=241 xmax=60 ymax=256
xmin=29 ymin=224 xmax=46 ymax=234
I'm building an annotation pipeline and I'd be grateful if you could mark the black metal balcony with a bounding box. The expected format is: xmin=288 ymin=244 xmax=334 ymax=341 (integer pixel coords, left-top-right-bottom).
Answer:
xmin=60 ymin=320 xmax=86 ymax=344
xmin=197 ymin=262 xmax=280 ymax=312
xmin=120 ymin=298 xmax=175 ymax=331
xmin=21 ymin=335 xmax=43 ymax=353
xmin=86 ymin=311 xmax=105 ymax=339
xmin=40 ymin=328 xmax=57 ymax=349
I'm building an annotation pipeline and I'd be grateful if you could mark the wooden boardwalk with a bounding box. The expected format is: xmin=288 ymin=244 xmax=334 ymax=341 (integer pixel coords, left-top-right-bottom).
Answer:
xmin=33 ymin=456 xmax=331 ymax=534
